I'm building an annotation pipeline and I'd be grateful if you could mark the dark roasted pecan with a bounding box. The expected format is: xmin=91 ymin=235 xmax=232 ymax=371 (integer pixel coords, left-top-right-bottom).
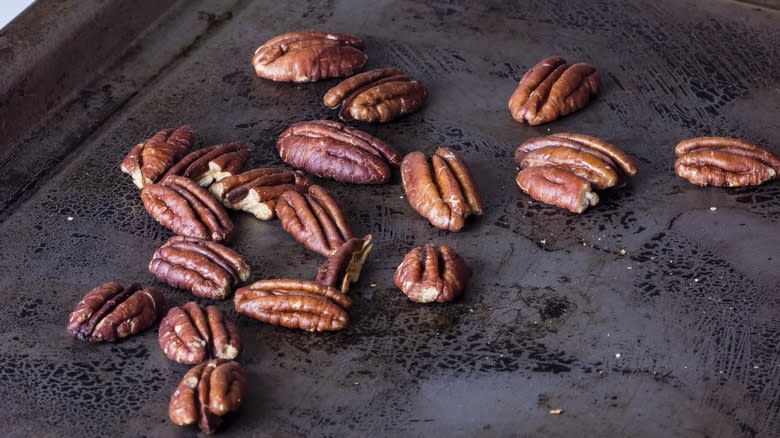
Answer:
xmin=674 ymin=137 xmax=779 ymax=187
xmin=275 ymin=185 xmax=353 ymax=256
xmin=234 ymin=279 xmax=352 ymax=331
xmin=210 ymin=168 xmax=313 ymax=220
xmin=169 ymin=359 xmax=248 ymax=434
xmin=516 ymin=166 xmax=599 ymax=214
xmin=252 ymin=31 xmax=367 ymax=83
xmin=400 ymin=148 xmax=484 ymax=232
xmin=163 ymin=142 xmax=250 ymax=186
xmin=159 ymin=302 xmax=242 ymax=364
xmin=67 ymin=281 xmax=164 ymax=343
xmin=141 ymin=175 xmax=234 ymax=242
xmin=508 ymin=57 xmax=600 ymax=125
xmin=393 ymin=244 xmax=469 ymax=303
xmin=277 ymin=120 xmax=401 ymax=184
xmin=316 ymin=235 xmax=373 ymax=294
xmin=121 ymin=125 xmax=195 ymax=188
xmin=149 ymin=236 xmax=251 ymax=300
xmin=323 ymin=68 xmax=428 ymax=123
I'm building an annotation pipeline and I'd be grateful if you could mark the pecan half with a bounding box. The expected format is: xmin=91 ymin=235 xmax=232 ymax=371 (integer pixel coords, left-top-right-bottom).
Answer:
xmin=121 ymin=125 xmax=195 ymax=188
xmin=67 ymin=281 xmax=164 ymax=343
xmin=163 ymin=142 xmax=250 ymax=187
xmin=516 ymin=166 xmax=599 ymax=214
xmin=277 ymin=120 xmax=401 ymax=184
xmin=400 ymin=148 xmax=484 ymax=232
xmin=234 ymin=279 xmax=352 ymax=331
xmin=323 ymin=68 xmax=428 ymax=123
xmin=252 ymin=31 xmax=367 ymax=83
xmin=148 ymin=236 xmax=251 ymax=300
xmin=169 ymin=359 xmax=248 ymax=434
xmin=508 ymin=57 xmax=600 ymax=125
xmin=674 ymin=137 xmax=779 ymax=187
xmin=210 ymin=168 xmax=313 ymax=220
xmin=159 ymin=302 xmax=242 ymax=364
xmin=315 ymin=235 xmax=374 ymax=294
xmin=275 ymin=185 xmax=353 ymax=256
xmin=141 ymin=175 xmax=234 ymax=242
xmin=393 ymin=244 xmax=469 ymax=303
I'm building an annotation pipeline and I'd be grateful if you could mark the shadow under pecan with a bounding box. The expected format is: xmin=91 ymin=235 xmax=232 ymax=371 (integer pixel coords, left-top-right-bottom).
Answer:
xmin=121 ymin=125 xmax=195 ymax=188
xmin=316 ymin=235 xmax=373 ymax=294
xmin=674 ymin=137 xmax=779 ymax=187
xmin=210 ymin=168 xmax=313 ymax=220
xmin=275 ymin=185 xmax=353 ymax=256
xmin=252 ymin=31 xmax=367 ymax=83
xmin=508 ymin=56 xmax=600 ymax=125
xmin=323 ymin=68 xmax=428 ymax=123
xmin=163 ymin=142 xmax=250 ymax=187
xmin=67 ymin=281 xmax=164 ymax=343
xmin=159 ymin=302 xmax=242 ymax=364
xmin=394 ymin=244 xmax=469 ymax=303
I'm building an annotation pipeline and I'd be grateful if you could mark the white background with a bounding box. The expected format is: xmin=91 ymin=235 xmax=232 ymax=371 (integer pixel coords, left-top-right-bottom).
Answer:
xmin=0 ymin=0 xmax=36 ymax=30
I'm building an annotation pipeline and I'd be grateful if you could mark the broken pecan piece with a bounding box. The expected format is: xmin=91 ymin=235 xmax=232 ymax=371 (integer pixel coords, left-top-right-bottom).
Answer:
xmin=149 ymin=236 xmax=251 ymax=300
xmin=159 ymin=302 xmax=242 ymax=364
xmin=393 ymin=244 xmax=469 ymax=303
xmin=169 ymin=359 xmax=248 ymax=434
xmin=67 ymin=281 xmax=164 ymax=343
xmin=674 ymin=137 xmax=779 ymax=187
xmin=121 ymin=125 xmax=195 ymax=188
xmin=210 ymin=168 xmax=313 ymax=220
xmin=252 ymin=31 xmax=367 ymax=83
xmin=275 ymin=185 xmax=353 ymax=256
xmin=163 ymin=142 xmax=250 ymax=186
xmin=315 ymin=235 xmax=374 ymax=294
xmin=516 ymin=166 xmax=599 ymax=214
xmin=234 ymin=279 xmax=352 ymax=331
xmin=508 ymin=56 xmax=600 ymax=125
xmin=401 ymin=148 xmax=484 ymax=232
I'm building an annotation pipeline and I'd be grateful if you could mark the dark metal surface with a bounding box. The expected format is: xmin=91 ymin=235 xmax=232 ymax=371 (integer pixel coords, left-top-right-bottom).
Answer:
xmin=1 ymin=0 xmax=778 ymax=436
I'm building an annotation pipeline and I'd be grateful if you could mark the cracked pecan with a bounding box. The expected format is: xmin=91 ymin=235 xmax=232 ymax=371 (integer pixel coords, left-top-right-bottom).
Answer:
xmin=315 ymin=235 xmax=374 ymax=294
xmin=121 ymin=125 xmax=195 ymax=188
xmin=275 ymin=185 xmax=353 ymax=256
xmin=508 ymin=57 xmax=600 ymax=125
xmin=159 ymin=302 xmax=242 ymax=364
xmin=252 ymin=31 xmax=367 ymax=82
xmin=67 ymin=281 xmax=164 ymax=343
xmin=516 ymin=166 xmax=599 ymax=214
xmin=163 ymin=142 xmax=250 ymax=186
xmin=393 ymin=244 xmax=469 ymax=303
xmin=674 ymin=137 xmax=779 ymax=187
xmin=210 ymin=168 xmax=313 ymax=220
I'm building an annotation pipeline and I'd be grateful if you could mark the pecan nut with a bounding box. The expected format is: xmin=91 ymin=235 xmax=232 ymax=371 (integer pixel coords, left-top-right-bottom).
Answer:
xmin=315 ymin=235 xmax=374 ymax=294
xmin=674 ymin=137 xmax=779 ymax=187
xmin=234 ymin=279 xmax=352 ymax=331
xmin=516 ymin=166 xmax=599 ymax=214
xmin=277 ymin=120 xmax=401 ymax=184
xmin=159 ymin=302 xmax=242 ymax=364
xmin=141 ymin=175 xmax=234 ymax=242
xmin=400 ymin=148 xmax=484 ymax=232
xmin=393 ymin=244 xmax=469 ymax=303
xmin=169 ymin=359 xmax=248 ymax=434
xmin=323 ymin=68 xmax=428 ymax=123
xmin=508 ymin=57 xmax=600 ymax=125
xmin=275 ymin=185 xmax=353 ymax=256
xmin=67 ymin=281 xmax=164 ymax=343
xmin=121 ymin=125 xmax=195 ymax=188
xmin=163 ymin=142 xmax=250 ymax=187
xmin=210 ymin=168 xmax=313 ymax=220
xmin=148 ymin=236 xmax=251 ymax=300
xmin=252 ymin=31 xmax=367 ymax=83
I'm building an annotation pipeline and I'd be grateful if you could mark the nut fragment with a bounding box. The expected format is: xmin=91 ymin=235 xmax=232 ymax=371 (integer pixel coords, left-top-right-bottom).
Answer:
xmin=323 ymin=68 xmax=428 ymax=123
xmin=674 ymin=137 xmax=779 ymax=187
xmin=508 ymin=57 xmax=600 ymax=125
xmin=164 ymin=142 xmax=250 ymax=186
xmin=121 ymin=125 xmax=195 ymax=188
xmin=315 ymin=235 xmax=374 ymax=294
xmin=275 ymin=185 xmax=353 ymax=256
xmin=210 ymin=168 xmax=313 ymax=220
xmin=234 ymin=279 xmax=352 ymax=331
xmin=393 ymin=244 xmax=469 ymax=303
xmin=400 ymin=148 xmax=484 ymax=232
xmin=516 ymin=166 xmax=599 ymax=214
xmin=169 ymin=359 xmax=248 ymax=434
xmin=252 ymin=31 xmax=367 ymax=83
xmin=67 ymin=281 xmax=164 ymax=343
xmin=159 ymin=302 xmax=242 ymax=364
xmin=149 ymin=236 xmax=251 ymax=300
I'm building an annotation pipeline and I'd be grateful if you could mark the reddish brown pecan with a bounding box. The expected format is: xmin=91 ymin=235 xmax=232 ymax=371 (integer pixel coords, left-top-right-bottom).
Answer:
xmin=674 ymin=137 xmax=779 ymax=187
xmin=169 ymin=359 xmax=248 ymax=434
xmin=121 ymin=125 xmax=195 ymax=188
xmin=393 ymin=244 xmax=469 ymax=303
xmin=516 ymin=166 xmax=599 ymax=214
xmin=210 ymin=168 xmax=313 ymax=220
xmin=148 ymin=236 xmax=251 ymax=300
xmin=275 ymin=185 xmax=353 ymax=256
xmin=158 ymin=302 xmax=242 ymax=364
xmin=234 ymin=279 xmax=352 ymax=331
xmin=163 ymin=142 xmax=250 ymax=186
xmin=252 ymin=31 xmax=367 ymax=83
xmin=323 ymin=68 xmax=428 ymax=123
xmin=315 ymin=235 xmax=374 ymax=294
xmin=67 ymin=281 xmax=164 ymax=343
xmin=508 ymin=57 xmax=600 ymax=125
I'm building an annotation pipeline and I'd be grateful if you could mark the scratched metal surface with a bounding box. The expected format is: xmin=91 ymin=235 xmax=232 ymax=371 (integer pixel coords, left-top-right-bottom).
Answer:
xmin=0 ymin=0 xmax=778 ymax=436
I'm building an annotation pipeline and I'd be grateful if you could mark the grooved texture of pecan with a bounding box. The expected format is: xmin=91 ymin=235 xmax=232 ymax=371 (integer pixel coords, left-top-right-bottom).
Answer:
xmin=159 ymin=302 xmax=242 ymax=364
xmin=323 ymin=68 xmax=428 ymax=123
xmin=315 ymin=235 xmax=374 ymax=294
xmin=393 ymin=244 xmax=469 ymax=303
xmin=210 ymin=168 xmax=313 ymax=220
xmin=163 ymin=142 xmax=250 ymax=187
xmin=67 ymin=282 xmax=164 ymax=343
xmin=401 ymin=148 xmax=484 ymax=232
xmin=277 ymin=120 xmax=401 ymax=184
xmin=275 ymin=185 xmax=353 ymax=256
xmin=674 ymin=137 xmax=779 ymax=187
xmin=508 ymin=57 xmax=600 ymax=125
xmin=141 ymin=175 xmax=234 ymax=242
xmin=169 ymin=359 xmax=248 ymax=434
xmin=516 ymin=166 xmax=599 ymax=214
xmin=234 ymin=279 xmax=352 ymax=331
xmin=121 ymin=125 xmax=195 ymax=188
xmin=252 ymin=31 xmax=367 ymax=83
xmin=149 ymin=236 xmax=251 ymax=300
